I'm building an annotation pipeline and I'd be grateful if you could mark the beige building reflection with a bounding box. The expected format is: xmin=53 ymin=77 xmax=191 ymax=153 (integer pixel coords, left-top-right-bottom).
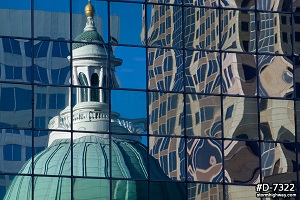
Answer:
xmin=144 ymin=0 xmax=299 ymax=199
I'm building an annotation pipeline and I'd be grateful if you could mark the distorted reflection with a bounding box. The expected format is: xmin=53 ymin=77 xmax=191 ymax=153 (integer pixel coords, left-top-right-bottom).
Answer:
xmin=0 ymin=0 xmax=300 ymax=199
xmin=3 ymin=2 xmax=185 ymax=199
xmin=223 ymin=97 xmax=258 ymax=140
xmin=261 ymin=142 xmax=297 ymax=184
xmin=224 ymin=140 xmax=260 ymax=184
xmin=260 ymin=99 xmax=295 ymax=142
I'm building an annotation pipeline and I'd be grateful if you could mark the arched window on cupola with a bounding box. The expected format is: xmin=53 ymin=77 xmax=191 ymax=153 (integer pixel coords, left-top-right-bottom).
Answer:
xmin=78 ymin=72 xmax=88 ymax=102
xmin=102 ymin=75 xmax=107 ymax=103
xmin=91 ymin=73 xmax=99 ymax=101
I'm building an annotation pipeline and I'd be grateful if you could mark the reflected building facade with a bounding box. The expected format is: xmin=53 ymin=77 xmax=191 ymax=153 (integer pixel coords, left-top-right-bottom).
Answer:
xmin=144 ymin=0 xmax=300 ymax=199
xmin=1 ymin=2 xmax=185 ymax=200
xmin=0 ymin=10 xmax=73 ymax=196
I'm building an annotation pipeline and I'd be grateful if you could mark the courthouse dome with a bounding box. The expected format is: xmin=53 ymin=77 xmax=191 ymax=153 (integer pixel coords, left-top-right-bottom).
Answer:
xmin=4 ymin=1 xmax=185 ymax=199
xmin=4 ymin=136 xmax=185 ymax=200
xmin=72 ymin=30 xmax=105 ymax=50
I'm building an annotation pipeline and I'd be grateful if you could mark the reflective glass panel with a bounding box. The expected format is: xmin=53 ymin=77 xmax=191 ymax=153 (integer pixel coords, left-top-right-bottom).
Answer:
xmin=34 ymin=133 xmax=71 ymax=176
xmin=257 ymin=12 xmax=292 ymax=55
xmin=74 ymin=178 xmax=110 ymax=199
xmin=221 ymin=0 xmax=255 ymax=9
xmin=148 ymin=48 xmax=184 ymax=91
xmin=221 ymin=10 xmax=255 ymax=53
xmin=72 ymin=0 xmax=108 ymax=43
xmin=294 ymin=13 xmax=300 ymax=55
xmin=2 ymin=175 xmax=32 ymax=199
xmin=184 ymin=0 xmax=218 ymax=6
xmin=112 ymin=180 xmax=147 ymax=199
xmin=259 ymin=56 xmax=293 ymax=98
xmin=110 ymin=2 xmax=144 ymax=46
xmin=1 ymin=130 xmax=33 ymax=174
xmin=0 ymin=38 xmax=32 ymax=83
xmin=186 ymin=94 xmax=221 ymax=138
xmin=72 ymin=132 xmax=109 ymax=178
xmin=295 ymin=56 xmax=300 ymax=99
xmin=260 ymin=99 xmax=295 ymax=142
xmin=222 ymin=52 xmax=257 ymax=96
xmin=34 ymin=41 xmax=70 ymax=85
xmin=257 ymin=0 xmax=292 ymax=12
xmin=149 ymin=181 xmax=186 ymax=200
xmin=225 ymin=185 xmax=256 ymax=199
xmin=151 ymin=0 xmax=182 ymax=4
xmin=34 ymin=85 xmax=70 ymax=130
xmin=261 ymin=142 xmax=297 ymax=184
xmin=0 ymin=0 xmax=31 ymax=38
xmin=0 ymin=83 xmax=32 ymax=129
xmin=34 ymin=0 xmax=70 ymax=40
xmin=111 ymin=90 xmax=147 ymax=134
xmin=149 ymin=136 xmax=185 ymax=181
xmin=185 ymin=7 xmax=219 ymax=50
xmin=224 ymin=140 xmax=260 ymax=184
xmin=112 ymin=137 xmax=148 ymax=179
xmin=187 ymin=138 xmax=222 ymax=183
xmin=34 ymin=177 xmax=71 ymax=199
xmin=148 ymin=92 xmax=184 ymax=136
xmin=186 ymin=51 xmax=220 ymax=94
xmin=223 ymin=96 xmax=258 ymax=140
xmin=114 ymin=46 xmax=146 ymax=89
xmin=146 ymin=4 xmax=183 ymax=48
xmin=188 ymin=183 xmax=223 ymax=200
xmin=296 ymin=101 xmax=300 ymax=142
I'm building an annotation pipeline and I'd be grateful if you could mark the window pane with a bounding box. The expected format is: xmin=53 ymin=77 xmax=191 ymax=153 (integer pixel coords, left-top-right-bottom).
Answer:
xmin=111 ymin=2 xmax=143 ymax=45
xmin=223 ymin=96 xmax=258 ymax=140
xmin=187 ymin=138 xmax=222 ymax=182
xmin=111 ymin=90 xmax=147 ymax=134
xmin=224 ymin=140 xmax=260 ymax=184
xmin=148 ymin=92 xmax=184 ymax=136
xmin=186 ymin=51 xmax=220 ymax=94
xmin=146 ymin=5 xmax=183 ymax=48
xmin=34 ymin=41 xmax=70 ymax=85
xmin=0 ymin=0 xmax=31 ymax=38
xmin=0 ymin=83 xmax=32 ymax=129
xmin=0 ymin=38 xmax=32 ymax=83
xmin=186 ymin=94 xmax=221 ymax=138
xmin=260 ymin=99 xmax=295 ymax=142
xmin=259 ymin=56 xmax=293 ymax=98
xmin=34 ymin=85 xmax=70 ymax=130
xmin=148 ymin=48 xmax=184 ymax=91
xmin=149 ymin=136 xmax=185 ymax=181
xmin=34 ymin=0 xmax=70 ymax=40
xmin=74 ymin=178 xmax=110 ymax=199
xmin=72 ymin=0 xmax=108 ymax=43
xmin=114 ymin=46 xmax=146 ymax=89
xmin=261 ymin=142 xmax=297 ymax=184
xmin=188 ymin=183 xmax=223 ymax=200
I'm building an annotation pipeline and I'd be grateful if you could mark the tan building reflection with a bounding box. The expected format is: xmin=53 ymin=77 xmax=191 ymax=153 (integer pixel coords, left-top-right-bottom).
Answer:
xmin=144 ymin=0 xmax=299 ymax=199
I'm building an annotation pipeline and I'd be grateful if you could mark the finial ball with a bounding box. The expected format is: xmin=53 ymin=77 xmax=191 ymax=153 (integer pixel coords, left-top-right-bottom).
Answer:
xmin=85 ymin=2 xmax=94 ymax=17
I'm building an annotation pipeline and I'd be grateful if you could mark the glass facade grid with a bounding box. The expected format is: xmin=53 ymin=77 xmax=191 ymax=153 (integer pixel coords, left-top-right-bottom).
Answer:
xmin=1 ymin=0 xmax=300 ymax=199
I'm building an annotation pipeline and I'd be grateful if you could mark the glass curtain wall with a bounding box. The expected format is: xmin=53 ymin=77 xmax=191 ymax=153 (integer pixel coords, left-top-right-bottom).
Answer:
xmin=0 ymin=0 xmax=299 ymax=199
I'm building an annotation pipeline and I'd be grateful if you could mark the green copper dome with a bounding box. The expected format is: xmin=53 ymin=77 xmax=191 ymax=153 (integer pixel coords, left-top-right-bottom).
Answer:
xmin=4 ymin=136 xmax=185 ymax=200
xmin=72 ymin=30 xmax=105 ymax=50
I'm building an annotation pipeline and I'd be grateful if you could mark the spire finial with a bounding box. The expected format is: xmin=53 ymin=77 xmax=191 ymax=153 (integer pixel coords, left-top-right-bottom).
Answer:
xmin=85 ymin=1 xmax=94 ymax=17
xmin=84 ymin=0 xmax=96 ymax=31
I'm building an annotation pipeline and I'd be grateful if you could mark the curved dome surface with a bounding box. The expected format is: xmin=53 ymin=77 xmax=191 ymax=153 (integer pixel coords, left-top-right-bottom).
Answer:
xmin=4 ymin=136 xmax=185 ymax=200
xmin=72 ymin=30 xmax=104 ymax=50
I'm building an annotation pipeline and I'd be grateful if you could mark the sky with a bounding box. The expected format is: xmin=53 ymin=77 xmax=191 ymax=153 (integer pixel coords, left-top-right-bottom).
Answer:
xmin=0 ymin=0 xmax=148 ymax=143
